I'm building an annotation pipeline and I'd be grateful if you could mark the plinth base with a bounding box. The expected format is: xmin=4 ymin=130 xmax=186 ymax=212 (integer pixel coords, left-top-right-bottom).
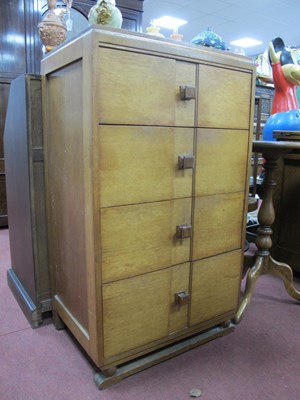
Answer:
xmin=94 ymin=323 xmax=234 ymax=389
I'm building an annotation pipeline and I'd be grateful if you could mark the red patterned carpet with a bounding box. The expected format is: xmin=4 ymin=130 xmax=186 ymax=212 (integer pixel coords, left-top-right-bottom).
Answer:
xmin=1 ymin=227 xmax=300 ymax=400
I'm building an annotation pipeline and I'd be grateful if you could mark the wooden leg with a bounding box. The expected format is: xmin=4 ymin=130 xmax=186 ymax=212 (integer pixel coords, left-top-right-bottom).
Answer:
xmin=100 ymin=367 xmax=117 ymax=377
xmin=268 ymin=255 xmax=300 ymax=302
xmin=234 ymin=256 xmax=265 ymax=324
xmin=52 ymin=310 xmax=65 ymax=330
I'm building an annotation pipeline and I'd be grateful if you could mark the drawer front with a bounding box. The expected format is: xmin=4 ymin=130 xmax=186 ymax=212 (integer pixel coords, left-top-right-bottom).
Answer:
xmin=190 ymin=250 xmax=242 ymax=326
xmin=101 ymin=198 xmax=192 ymax=282
xmin=102 ymin=263 xmax=190 ymax=359
xmin=95 ymin=126 xmax=194 ymax=207
xmin=192 ymin=192 xmax=245 ymax=260
xmin=95 ymin=49 xmax=196 ymax=126
xmin=197 ymin=65 xmax=252 ymax=129
xmin=195 ymin=129 xmax=249 ymax=196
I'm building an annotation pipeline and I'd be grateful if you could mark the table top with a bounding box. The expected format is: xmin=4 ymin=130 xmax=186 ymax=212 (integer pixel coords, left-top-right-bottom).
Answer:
xmin=253 ymin=140 xmax=300 ymax=154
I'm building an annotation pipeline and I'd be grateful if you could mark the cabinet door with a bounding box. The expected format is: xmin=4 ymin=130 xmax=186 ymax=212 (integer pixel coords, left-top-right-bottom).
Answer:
xmin=95 ymin=49 xmax=196 ymax=126
xmin=95 ymin=126 xmax=194 ymax=207
xmin=190 ymin=250 xmax=241 ymax=326
xmin=197 ymin=65 xmax=252 ymax=129
xmin=192 ymin=192 xmax=245 ymax=260
xmin=102 ymin=263 xmax=190 ymax=359
xmin=100 ymin=198 xmax=192 ymax=282
xmin=195 ymin=129 xmax=249 ymax=196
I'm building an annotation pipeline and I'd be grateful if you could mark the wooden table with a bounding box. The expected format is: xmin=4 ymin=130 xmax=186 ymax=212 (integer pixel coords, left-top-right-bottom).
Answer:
xmin=235 ymin=140 xmax=300 ymax=324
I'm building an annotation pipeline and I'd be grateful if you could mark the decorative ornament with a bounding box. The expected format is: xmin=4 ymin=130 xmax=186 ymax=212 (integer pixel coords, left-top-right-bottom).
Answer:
xmin=145 ymin=21 xmax=164 ymax=38
xmin=191 ymin=28 xmax=226 ymax=50
xmin=170 ymin=32 xmax=183 ymax=41
xmin=88 ymin=0 xmax=122 ymax=28
xmin=263 ymin=37 xmax=300 ymax=141
xmin=170 ymin=26 xmax=183 ymax=41
xmin=38 ymin=0 xmax=68 ymax=53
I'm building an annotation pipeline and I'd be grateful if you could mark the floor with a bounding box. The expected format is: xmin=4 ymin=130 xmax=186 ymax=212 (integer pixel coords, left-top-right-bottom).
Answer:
xmin=1 ymin=227 xmax=300 ymax=400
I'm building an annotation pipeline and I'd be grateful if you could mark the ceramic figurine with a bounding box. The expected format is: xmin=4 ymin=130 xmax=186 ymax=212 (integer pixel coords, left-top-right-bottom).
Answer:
xmin=145 ymin=20 xmax=164 ymax=38
xmin=170 ymin=27 xmax=183 ymax=41
xmin=263 ymin=37 xmax=300 ymax=140
xmin=88 ymin=0 xmax=122 ymax=28
xmin=38 ymin=0 xmax=67 ymax=52
xmin=269 ymin=37 xmax=300 ymax=114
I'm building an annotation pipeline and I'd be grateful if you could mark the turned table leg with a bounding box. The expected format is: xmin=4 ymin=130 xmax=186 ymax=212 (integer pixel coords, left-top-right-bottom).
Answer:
xmin=235 ymin=145 xmax=300 ymax=324
xmin=268 ymin=255 xmax=300 ymax=301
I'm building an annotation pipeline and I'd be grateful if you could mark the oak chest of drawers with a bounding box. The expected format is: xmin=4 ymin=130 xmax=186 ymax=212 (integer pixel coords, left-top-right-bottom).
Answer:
xmin=41 ymin=27 xmax=255 ymax=386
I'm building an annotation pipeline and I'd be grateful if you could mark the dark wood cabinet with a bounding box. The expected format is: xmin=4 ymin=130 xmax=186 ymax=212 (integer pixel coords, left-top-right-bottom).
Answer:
xmin=272 ymin=155 xmax=300 ymax=274
xmin=5 ymin=74 xmax=50 ymax=327
xmin=1 ymin=1 xmax=144 ymax=328
xmin=0 ymin=0 xmax=144 ymax=227
xmin=0 ymin=82 xmax=10 ymax=226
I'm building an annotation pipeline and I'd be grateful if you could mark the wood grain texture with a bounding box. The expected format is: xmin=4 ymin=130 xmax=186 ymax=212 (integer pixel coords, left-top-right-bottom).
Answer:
xmin=95 ymin=49 xmax=196 ymax=127
xmin=168 ymin=262 xmax=190 ymax=334
xmin=0 ymin=82 xmax=10 ymax=225
xmin=0 ymin=0 xmax=26 ymax=75
xmin=41 ymin=27 xmax=254 ymax=372
xmin=100 ymin=198 xmax=192 ymax=282
xmin=0 ymin=83 xmax=10 ymax=158
xmin=272 ymin=157 xmax=300 ymax=272
xmin=190 ymin=250 xmax=242 ymax=326
xmin=45 ymin=60 xmax=89 ymax=330
xmin=95 ymin=48 xmax=175 ymax=126
xmin=197 ymin=65 xmax=252 ymax=129
xmin=195 ymin=128 xmax=249 ymax=196
xmin=103 ymin=268 xmax=170 ymax=358
xmin=175 ymin=62 xmax=196 ymax=126
xmin=192 ymin=192 xmax=245 ymax=260
xmin=4 ymin=75 xmax=50 ymax=316
xmin=95 ymin=126 xmax=194 ymax=207
xmin=103 ymin=263 xmax=191 ymax=359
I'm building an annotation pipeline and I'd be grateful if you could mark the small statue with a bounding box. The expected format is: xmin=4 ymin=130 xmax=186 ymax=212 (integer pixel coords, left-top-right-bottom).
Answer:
xmin=269 ymin=37 xmax=300 ymax=114
xmin=145 ymin=20 xmax=164 ymax=38
xmin=263 ymin=37 xmax=300 ymax=140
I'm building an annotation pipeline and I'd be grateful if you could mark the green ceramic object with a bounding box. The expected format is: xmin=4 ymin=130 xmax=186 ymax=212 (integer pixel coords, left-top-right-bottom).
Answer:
xmin=88 ymin=0 xmax=122 ymax=28
xmin=192 ymin=28 xmax=226 ymax=50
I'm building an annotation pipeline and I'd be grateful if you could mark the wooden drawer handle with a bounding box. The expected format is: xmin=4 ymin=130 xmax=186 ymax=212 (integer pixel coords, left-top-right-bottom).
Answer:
xmin=175 ymin=291 xmax=190 ymax=307
xmin=176 ymin=224 xmax=192 ymax=239
xmin=178 ymin=154 xmax=195 ymax=170
xmin=180 ymin=85 xmax=196 ymax=100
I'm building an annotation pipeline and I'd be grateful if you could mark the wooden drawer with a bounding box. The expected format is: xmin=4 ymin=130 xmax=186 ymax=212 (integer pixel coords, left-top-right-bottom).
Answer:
xmin=95 ymin=126 xmax=194 ymax=207
xmin=197 ymin=65 xmax=252 ymax=129
xmin=95 ymin=49 xmax=196 ymax=126
xmin=190 ymin=250 xmax=242 ymax=326
xmin=195 ymin=129 xmax=249 ymax=196
xmin=102 ymin=263 xmax=190 ymax=359
xmin=41 ymin=27 xmax=254 ymax=375
xmin=192 ymin=192 xmax=245 ymax=260
xmin=100 ymin=198 xmax=192 ymax=282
